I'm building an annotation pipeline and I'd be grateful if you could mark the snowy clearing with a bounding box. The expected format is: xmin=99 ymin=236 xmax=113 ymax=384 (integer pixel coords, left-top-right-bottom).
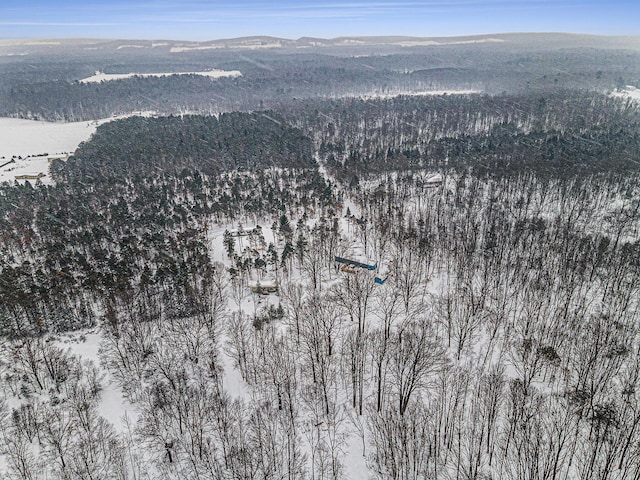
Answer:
xmin=0 ymin=113 xmax=156 ymax=185
xmin=79 ymin=69 xmax=242 ymax=83
xmin=352 ymin=89 xmax=480 ymax=100
xmin=612 ymin=85 xmax=640 ymax=102
xmin=116 ymin=44 xmax=146 ymax=49
xmin=0 ymin=118 xmax=97 ymax=184
xmin=169 ymin=45 xmax=225 ymax=53
xmin=55 ymin=331 xmax=139 ymax=431
xmin=170 ymin=42 xmax=282 ymax=53
xmin=0 ymin=156 xmax=56 ymax=185
xmin=0 ymin=118 xmax=97 ymax=161
xmin=397 ymin=37 xmax=504 ymax=47
xmin=0 ymin=40 xmax=61 ymax=46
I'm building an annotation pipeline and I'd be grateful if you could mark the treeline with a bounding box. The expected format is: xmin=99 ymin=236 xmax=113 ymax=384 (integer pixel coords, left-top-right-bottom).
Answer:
xmin=69 ymin=112 xmax=315 ymax=178
xmin=281 ymin=91 xmax=640 ymax=181
xmin=1 ymin=43 xmax=639 ymax=122
xmin=0 ymin=66 xmax=424 ymax=122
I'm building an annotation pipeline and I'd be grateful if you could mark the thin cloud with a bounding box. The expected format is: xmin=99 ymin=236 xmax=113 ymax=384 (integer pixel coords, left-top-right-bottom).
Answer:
xmin=179 ymin=0 xmax=571 ymax=18
xmin=1 ymin=0 xmax=635 ymax=39
xmin=122 ymin=0 xmax=566 ymax=23
xmin=0 ymin=21 xmax=123 ymax=27
xmin=0 ymin=0 xmax=583 ymax=24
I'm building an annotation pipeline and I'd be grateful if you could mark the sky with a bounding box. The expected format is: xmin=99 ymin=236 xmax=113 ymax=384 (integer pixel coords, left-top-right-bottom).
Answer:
xmin=1 ymin=0 xmax=639 ymax=41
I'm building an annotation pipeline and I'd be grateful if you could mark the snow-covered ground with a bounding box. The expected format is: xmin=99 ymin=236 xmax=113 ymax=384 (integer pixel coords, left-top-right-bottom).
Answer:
xmin=116 ymin=44 xmax=146 ymax=50
xmin=349 ymin=89 xmax=480 ymax=101
xmin=611 ymin=85 xmax=640 ymax=101
xmin=0 ymin=118 xmax=96 ymax=161
xmin=79 ymin=69 xmax=242 ymax=83
xmin=169 ymin=45 xmax=225 ymax=53
xmin=170 ymin=42 xmax=282 ymax=53
xmin=0 ymin=156 xmax=57 ymax=185
xmin=0 ymin=113 xmax=156 ymax=185
xmin=55 ymin=331 xmax=138 ymax=431
xmin=0 ymin=40 xmax=61 ymax=46
xmin=0 ymin=118 xmax=98 ymax=185
xmin=397 ymin=37 xmax=504 ymax=47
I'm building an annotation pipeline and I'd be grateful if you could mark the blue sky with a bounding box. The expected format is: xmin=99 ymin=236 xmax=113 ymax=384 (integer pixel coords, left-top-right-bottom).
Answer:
xmin=1 ymin=0 xmax=638 ymax=40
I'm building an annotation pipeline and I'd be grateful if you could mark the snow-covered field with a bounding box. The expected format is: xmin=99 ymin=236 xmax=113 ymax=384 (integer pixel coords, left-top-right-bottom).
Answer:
xmin=0 ymin=113 xmax=156 ymax=185
xmin=0 ymin=40 xmax=61 ymax=46
xmin=0 ymin=118 xmax=97 ymax=161
xmin=170 ymin=42 xmax=282 ymax=53
xmin=0 ymin=118 xmax=99 ymax=185
xmin=169 ymin=45 xmax=225 ymax=53
xmin=0 ymin=156 xmax=56 ymax=185
xmin=79 ymin=69 xmax=242 ymax=83
xmin=397 ymin=37 xmax=504 ymax=47
xmin=612 ymin=85 xmax=640 ymax=101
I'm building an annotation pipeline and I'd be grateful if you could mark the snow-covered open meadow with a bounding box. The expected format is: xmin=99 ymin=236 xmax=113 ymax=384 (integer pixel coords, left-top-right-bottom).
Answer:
xmin=79 ymin=69 xmax=242 ymax=83
xmin=0 ymin=113 xmax=158 ymax=184
xmin=612 ymin=85 xmax=640 ymax=101
xmin=0 ymin=118 xmax=97 ymax=184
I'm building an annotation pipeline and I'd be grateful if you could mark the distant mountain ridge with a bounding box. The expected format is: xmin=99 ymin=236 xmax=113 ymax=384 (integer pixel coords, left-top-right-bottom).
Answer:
xmin=2 ymin=32 xmax=639 ymax=52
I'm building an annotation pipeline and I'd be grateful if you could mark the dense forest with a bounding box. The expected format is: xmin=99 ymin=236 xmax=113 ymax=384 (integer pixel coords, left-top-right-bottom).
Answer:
xmin=1 ymin=34 xmax=640 ymax=121
xmin=70 ymin=112 xmax=315 ymax=176
xmin=0 ymin=111 xmax=332 ymax=338
xmin=1 ymin=35 xmax=640 ymax=479
xmin=283 ymin=91 xmax=640 ymax=180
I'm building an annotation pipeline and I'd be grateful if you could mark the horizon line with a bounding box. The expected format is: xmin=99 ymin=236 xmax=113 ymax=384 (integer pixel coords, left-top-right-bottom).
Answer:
xmin=2 ymin=31 xmax=640 ymax=43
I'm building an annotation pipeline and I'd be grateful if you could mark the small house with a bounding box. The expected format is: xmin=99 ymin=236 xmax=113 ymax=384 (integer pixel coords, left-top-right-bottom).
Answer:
xmin=335 ymin=256 xmax=377 ymax=271
xmin=248 ymin=279 xmax=279 ymax=294
xmin=15 ymin=173 xmax=45 ymax=180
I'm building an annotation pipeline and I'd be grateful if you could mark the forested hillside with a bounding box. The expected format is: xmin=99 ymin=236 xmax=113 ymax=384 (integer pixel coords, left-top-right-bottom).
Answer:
xmin=69 ymin=112 xmax=314 ymax=177
xmin=1 ymin=38 xmax=640 ymax=479
xmin=0 ymin=111 xmax=331 ymax=338
xmin=1 ymin=34 xmax=640 ymax=121
xmin=282 ymin=91 xmax=640 ymax=181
